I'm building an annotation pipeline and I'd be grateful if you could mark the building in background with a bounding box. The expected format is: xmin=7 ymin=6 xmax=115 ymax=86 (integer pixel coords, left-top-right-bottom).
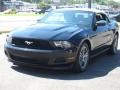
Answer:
xmin=18 ymin=2 xmax=37 ymax=12
xmin=0 ymin=0 xmax=10 ymax=11
xmin=3 ymin=0 xmax=23 ymax=10
xmin=0 ymin=0 xmax=37 ymax=12
xmin=0 ymin=0 xmax=3 ymax=11
xmin=0 ymin=0 xmax=15 ymax=11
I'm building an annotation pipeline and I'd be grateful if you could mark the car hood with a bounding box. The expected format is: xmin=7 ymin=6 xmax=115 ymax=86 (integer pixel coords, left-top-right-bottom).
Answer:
xmin=11 ymin=23 xmax=84 ymax=40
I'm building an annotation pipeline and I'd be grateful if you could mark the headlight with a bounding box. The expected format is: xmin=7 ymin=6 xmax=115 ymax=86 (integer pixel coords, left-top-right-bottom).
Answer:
xmin=53 ymin=41 xmax=72 ymax=48
xmin=6 ymin=35 xmax=12 ymax=44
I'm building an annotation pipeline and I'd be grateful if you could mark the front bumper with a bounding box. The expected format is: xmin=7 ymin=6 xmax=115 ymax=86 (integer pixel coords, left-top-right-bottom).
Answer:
xmin=4 ymin=43 xmax=76 ymax=70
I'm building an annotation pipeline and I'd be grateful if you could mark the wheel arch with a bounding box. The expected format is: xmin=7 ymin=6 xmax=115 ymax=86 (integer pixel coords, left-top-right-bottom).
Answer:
xmin=76 ymin=39 xmax=92 ymax=57
xmin=115 ymin=31 xmax=119 ymax=37
xmin=84 ymin=40 xmax=91 ymax=52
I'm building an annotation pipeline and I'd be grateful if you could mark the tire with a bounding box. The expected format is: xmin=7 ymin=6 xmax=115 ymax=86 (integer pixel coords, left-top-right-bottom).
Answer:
xmin=109 ymin=35 xmax=118 ymax=55
xmin=72 ymin=42 xmax=90 ymax=73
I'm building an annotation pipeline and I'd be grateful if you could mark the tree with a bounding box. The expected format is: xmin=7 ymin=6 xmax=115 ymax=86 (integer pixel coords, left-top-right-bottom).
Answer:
xmin=94 ymin=0 xmax=107 ymax=5
xmin=107 ymin=0 xmax=120 ymax=8
xmin=21 ymin=0 xmax=31 ymax=2
xmin=19 ymin=0 xmax=120 ymax=8
xmin=44 ymin=0 xmax=52 ymax=4
xmin=21 ymin=0 xmax=51 ymax=3
xmin=37 ymin=2 xmax=50 ymax=9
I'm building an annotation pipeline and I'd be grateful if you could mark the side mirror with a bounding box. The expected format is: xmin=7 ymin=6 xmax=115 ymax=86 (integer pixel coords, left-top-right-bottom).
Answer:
xmin=96 ymin=20 xmax=107 ymax=26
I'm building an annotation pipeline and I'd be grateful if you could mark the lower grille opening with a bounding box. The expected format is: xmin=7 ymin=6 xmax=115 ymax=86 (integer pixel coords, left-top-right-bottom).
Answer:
xmin=11 ymin=55 xmax=49 ymax=65
xmin=55 ymin=57 xmax=66 ymax=63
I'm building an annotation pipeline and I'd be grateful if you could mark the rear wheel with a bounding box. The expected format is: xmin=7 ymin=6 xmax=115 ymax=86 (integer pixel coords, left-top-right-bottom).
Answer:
xmin=109 ymin=35 xmax=118 ymax=55
xmin=72 ymin=42 xmax=90 ymax=73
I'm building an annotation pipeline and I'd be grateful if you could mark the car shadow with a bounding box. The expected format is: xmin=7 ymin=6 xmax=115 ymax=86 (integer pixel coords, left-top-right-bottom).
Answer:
xmin=11 ymin=50 xmax=120 ymax=80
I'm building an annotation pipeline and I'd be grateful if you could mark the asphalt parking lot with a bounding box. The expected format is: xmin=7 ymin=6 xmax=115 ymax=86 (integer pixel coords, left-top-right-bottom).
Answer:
xmin=0 ymin=32 xmax=120 ymax=90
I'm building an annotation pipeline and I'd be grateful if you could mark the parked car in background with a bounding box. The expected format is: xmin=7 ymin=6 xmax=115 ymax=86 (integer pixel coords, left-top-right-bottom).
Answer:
xmin=34 ymin=8 xmax=50 ymax=14
xmin=34 ymin=7 xmax=52 ymax=14
xmin=45 ymin=8 xmax=53 ymax=13
xmin=111 ymin=14 xmax=120 ymax=22
xmin=5 ymin=8 xmax=119 ymax=72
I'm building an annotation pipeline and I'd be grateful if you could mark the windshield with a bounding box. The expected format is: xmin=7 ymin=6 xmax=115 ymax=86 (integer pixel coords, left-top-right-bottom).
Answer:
xmin=39 ymin=10 xmax=93 ymax=27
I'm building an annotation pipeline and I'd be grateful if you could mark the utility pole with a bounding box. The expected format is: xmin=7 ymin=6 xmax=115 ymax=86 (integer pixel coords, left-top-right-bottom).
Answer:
xmin=88 ymin=0 xmax=91 ymax=8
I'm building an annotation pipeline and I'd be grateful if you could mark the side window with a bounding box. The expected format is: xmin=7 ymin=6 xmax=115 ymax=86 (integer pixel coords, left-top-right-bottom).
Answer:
xmin=103 ymin=14 xmax=110 ymax=23
xmin=96 ymin=14 xmax=103 ymax=22
xmin=96 ymin=13 xmax=110 ymax=24
xmin=96 ymin=13 xmax=110 ymax=23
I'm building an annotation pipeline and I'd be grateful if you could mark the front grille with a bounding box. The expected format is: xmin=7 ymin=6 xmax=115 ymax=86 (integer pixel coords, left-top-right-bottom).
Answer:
xmin=11 ymin=55 xmax=49 ymax=65
xmin=12 ymin=38 xmax=54 ymax=50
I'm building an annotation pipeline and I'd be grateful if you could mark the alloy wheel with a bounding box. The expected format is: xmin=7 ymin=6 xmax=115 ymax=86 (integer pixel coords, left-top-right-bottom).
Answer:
xmin=113 ymin=35 xmax=118 ymax=53
xmin=79 ymin=44 xmax=89 ymax=70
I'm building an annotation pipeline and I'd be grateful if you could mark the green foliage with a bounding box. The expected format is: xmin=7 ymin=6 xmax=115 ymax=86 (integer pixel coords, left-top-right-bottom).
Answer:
xmin=108 ymin=0 xmax=120 ymax=8
xmin=93 ymin=0 xmax=120 ymax=8
xmin=60 ymin=0 xmax=85 ymax=5
xmin=21 ymin=0 xmax=31 ymax=3
xmin=19 ymin=0 xmax=120 ymax=8
xmin=37 ymin=2 xmax=50 ymax=9
xmin=4 ymin=9 xmax=17 ymax=14
xmin=93 ymin=0 xmax=107 ymax=5
xmin=21 ymin=0 xmax=50 ymax=3
xmin=44 ymin=0 xmax=52 ymax=4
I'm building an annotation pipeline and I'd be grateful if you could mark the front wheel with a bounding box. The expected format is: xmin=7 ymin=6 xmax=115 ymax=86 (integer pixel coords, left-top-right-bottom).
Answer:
xmin=72 ymin=42 xmax=90 ymax=73
xmin=109 ymin=35 xmax=118 ymax=55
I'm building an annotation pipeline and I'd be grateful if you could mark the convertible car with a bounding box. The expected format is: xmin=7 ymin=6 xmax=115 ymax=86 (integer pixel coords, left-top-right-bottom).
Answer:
xmin=4 ymin=8 xmax=119 ymax=72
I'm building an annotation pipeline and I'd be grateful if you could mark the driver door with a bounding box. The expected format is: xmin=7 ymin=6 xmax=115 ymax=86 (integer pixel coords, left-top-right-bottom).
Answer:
xmin=91 ymin=13 xmax=111 ymax=49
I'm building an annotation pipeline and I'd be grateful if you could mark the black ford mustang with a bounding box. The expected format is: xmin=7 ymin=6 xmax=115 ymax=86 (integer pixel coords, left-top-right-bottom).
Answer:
xmin=4 ymin=8 xmax=119 ymax=72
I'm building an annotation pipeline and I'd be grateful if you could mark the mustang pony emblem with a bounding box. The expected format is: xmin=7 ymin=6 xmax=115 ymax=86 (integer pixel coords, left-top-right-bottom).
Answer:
xmin=25 ymin=41 xmax=33 ymax=45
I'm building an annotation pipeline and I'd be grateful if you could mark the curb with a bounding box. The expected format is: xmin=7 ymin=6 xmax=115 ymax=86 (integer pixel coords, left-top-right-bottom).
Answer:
xmin=0 ymin=28 xmax=11 ymax=34
xmin=0 ymin=30 xmax=10 ymax=34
